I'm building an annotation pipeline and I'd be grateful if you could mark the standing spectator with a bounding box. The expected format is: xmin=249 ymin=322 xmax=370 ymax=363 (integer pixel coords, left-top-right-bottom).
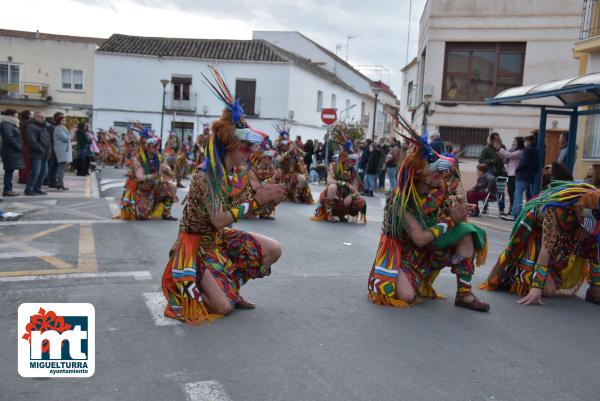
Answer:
xmin=358 ymin=139 xmax=371 ymax=181
xmin=385 ymin=138 xmax=401 ymax=189
xmin=496 ymin=136 xmax=524 ymax=216
xmin=76 ymin=122 xmax=92 ymax=176
xmin=1 ymin=109 xmax=24 ymax=197
xmin=314 ymin=140 xmax=323 ymax=165
xmin=466 ymin=164 xmax=497 ymax=216
xmin=378 ymin=138 xmax=389 ymax=190
xmin=18 ymin=110 xmax=32 ymax=184
xmin=303 ymin=139 xmax=314 ymax=172
xmin=53 ymin=115 xmax=73 ymax=190
xmin=363 ymin=143 xmax=381 ymax=197
xmin=25 ymin=111 xmax=51 ymax=195
xmin=503 ymin=134 xmax=538 ymax=221
xmin=44 ymin=113 xmax=63 ymax=188
xmin=479 ymin=132 xmax=506 ymax=213
xmin=294 ymin=135 xmax=303 ymax=148
xmin=556 ymin=133 xmax=568 ymax=167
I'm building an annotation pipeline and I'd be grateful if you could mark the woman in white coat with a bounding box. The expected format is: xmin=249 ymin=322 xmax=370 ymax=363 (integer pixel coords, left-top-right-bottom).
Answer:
xmin=53 ymin=115 xmax=73 ymax=190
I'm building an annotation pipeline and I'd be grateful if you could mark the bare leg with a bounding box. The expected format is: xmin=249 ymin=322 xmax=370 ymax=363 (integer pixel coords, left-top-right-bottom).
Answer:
xmin=248 ymin=232 xmax=282 ymax=267
xmin=199 ymin=272 xmax=233 ymax=315
xmin=297 ymin=174 xmax=307 ymax=189
xmin=343 ymin=194 xmax=353 ymax=208
xmin=396 ymin=270 xmax=417 ymax=302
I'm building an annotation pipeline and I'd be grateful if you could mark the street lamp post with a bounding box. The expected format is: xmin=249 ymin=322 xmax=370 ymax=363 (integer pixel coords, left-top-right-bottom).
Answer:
xmin=159 ymin=79 xmax=169 ymax=150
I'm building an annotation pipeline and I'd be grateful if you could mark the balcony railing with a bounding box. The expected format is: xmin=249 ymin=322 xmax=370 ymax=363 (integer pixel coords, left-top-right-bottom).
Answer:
xmin=164 ymin=92 xmax=197 ymax=112
xmin=0 ymin=81 xmax=50 ymax=100
xmin=580 ymin=0 xmax=600 ymax=40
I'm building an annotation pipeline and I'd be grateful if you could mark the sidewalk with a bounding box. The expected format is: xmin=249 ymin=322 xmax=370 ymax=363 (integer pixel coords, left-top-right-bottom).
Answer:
xmin=0 ymin=167 xmax=99 ymax=215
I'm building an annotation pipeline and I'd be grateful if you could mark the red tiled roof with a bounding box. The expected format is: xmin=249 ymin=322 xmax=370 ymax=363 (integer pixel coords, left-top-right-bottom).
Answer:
xmin=0 ymin=28 xmax=105 ymax=45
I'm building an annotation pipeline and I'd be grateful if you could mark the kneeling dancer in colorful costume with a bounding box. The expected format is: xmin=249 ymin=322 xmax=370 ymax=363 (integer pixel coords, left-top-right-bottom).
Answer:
xmin=367 ymin=126 xmax=489 ymax=311
xmin=312 ymin=130 xmax=366 ymax=223
xmin=162 ymin=66 xmax=286 ymax=324
xmin=274 ymin=124 xmax=313 ymax=204
xmin=249 ymin=143 xmax=278 ymax=219
xmin=118 ymin=128 xmax=178 ymax=221
xmin=480 ymin=182 xmax=600 ymax=306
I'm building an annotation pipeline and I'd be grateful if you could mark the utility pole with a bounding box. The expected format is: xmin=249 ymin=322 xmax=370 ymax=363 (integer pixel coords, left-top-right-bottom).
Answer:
xmin=159 ymin=79 xmax=169 ymax=150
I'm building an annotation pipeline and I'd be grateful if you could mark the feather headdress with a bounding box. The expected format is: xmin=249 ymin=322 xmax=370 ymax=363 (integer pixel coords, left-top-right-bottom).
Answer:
xmin=274 ymin=122 xmax=291 ymax=139
xmin=202 ymin=65 xmax=247 ymax=128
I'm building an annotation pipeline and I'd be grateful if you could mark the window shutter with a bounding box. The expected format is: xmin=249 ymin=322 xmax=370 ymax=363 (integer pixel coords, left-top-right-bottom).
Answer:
xmin=235 ymin=79 xmax=256 ymax=115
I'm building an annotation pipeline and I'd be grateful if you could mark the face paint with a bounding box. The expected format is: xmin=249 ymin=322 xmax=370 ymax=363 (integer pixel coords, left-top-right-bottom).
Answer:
xmin=239 ymin=142 xmax=256 ymax=154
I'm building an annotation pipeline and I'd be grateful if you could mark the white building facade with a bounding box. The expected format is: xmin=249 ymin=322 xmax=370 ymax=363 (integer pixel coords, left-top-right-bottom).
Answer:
xmin=92 ymin=34 xmax=363 ymax=143
xmin=402 ymin=0 xmax=581 ymax=157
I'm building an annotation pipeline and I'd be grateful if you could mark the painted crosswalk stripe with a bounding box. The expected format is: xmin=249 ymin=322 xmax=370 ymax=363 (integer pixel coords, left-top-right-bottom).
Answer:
xmin=143 ymin=292 xmax=178 ymax=326
xmin=0 ymin=219 xmax=122 ymax=226
xmin=105 ymin=197 xmax=121 ymax=217
xmin=101 ymin=182 xmax=125 ymax=191
xmin=184 ymin=381 xmax=232 ymax=401
xmin=0 ymin=270 xmax=152 ymax=283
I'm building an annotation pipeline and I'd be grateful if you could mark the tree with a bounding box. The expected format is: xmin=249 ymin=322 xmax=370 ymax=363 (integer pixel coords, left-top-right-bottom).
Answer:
xmin=330 ymin=120 xmax=365 ymax=144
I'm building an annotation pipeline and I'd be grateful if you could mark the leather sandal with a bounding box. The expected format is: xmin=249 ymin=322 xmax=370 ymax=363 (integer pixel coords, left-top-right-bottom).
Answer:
xmin=235 ymin=297 xmax=256 ymax=310
xmin=455 ymin=293 xmax=490 ymax=311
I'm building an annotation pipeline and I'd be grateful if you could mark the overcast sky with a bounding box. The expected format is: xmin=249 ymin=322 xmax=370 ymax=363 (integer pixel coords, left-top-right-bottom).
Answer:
xmin=5 ymin=0 xmax=426 ymax=98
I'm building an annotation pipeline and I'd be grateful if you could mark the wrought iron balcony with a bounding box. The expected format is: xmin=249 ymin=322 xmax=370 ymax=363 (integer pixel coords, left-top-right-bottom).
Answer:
xmin=164 ymin=92 xmax=197 ymax=112
xmin=580 ymin=0 xmax=600 ymax=40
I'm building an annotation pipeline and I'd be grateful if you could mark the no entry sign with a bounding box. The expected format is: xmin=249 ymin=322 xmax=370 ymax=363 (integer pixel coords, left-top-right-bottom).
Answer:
xmin=321 ymin=108 xmax=337 ymax=125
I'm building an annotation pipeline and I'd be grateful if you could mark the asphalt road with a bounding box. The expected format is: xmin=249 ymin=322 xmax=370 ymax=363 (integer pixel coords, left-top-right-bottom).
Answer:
xmin=1 ymin=167 xmax=598 ymax=401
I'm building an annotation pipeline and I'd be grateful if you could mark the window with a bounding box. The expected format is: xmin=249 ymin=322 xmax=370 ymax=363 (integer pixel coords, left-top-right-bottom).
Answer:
xmin=171 ymin=76 xmax=191 ymax=101
xmin=331 ymin=93 xmax=336 ymax=108
xmin=438 ymin=126 xmax=490 ymax=158
xmin=0 ymin=63 xmax=21 ymax=93
xmin=235 ymin=79 xmax=257 ymax=115
xmin=584 ymin=107 xmax=600 ymax=159
xmin=407 ymin=81 xmax=415 ymax=109
xmin=317 ymin=90 xmax=323 ymax=111
xmin=172 ymin=121 xmax=194 ymax=144
xmin=442 ymin=42 xmax=525 ymax=102
xmin=61 ymin=68 xmax=84 ymax=90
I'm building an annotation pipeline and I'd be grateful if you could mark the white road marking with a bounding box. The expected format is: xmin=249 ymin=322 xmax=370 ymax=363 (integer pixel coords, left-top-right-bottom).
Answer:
xmin=0 ymin=249 xmax=55 ymax=259
xmin=184 ymin=381 xmax=232 ymax=401
xmin=105 ymin=197 xmax=121 ymax=217
xmin=379 ymin=197 xmax=386 ymax=208
xmin=0 ymin=219 xmax=122 ymax=226
xmin=0 ymin=270 xmax=152 ymax=283
xmin=101 ymin=182 xmax=125 ymax=191
xmin=142 ymin=292 xmax=178 ymax=326
xmin=100 ymin=178 xmax=125 ymax=184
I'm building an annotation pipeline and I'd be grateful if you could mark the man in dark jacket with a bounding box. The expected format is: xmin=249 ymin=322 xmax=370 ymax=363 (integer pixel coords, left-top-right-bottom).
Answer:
xmin=479 ymin=132 xmax=507 ymax=213
xmin=1 ymin=109 xmax=24 ymax=197
xmin=357 ymin=139 xmax=371 ymax=182
xmin=503 ymin=134 xmax=538 ymax=220
xmin=44 ymin=112 xmax=64 ymax=188
xmin=25 ymin=111 xmax=52 ymax=195
xmin=362 ymin=143 xmax=381 ymax=197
